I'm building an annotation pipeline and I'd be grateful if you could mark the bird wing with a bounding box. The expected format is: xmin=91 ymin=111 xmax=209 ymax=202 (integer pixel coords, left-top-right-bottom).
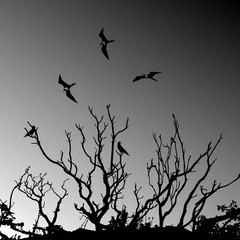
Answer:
xmin=66 ymin=89 xmax=78 ymax=103
xmin=24 ymin=126 xmax=35 ymax=138
xmin=132 ymin=75 xmax=145 ymax=82
xmin=58 ymin=75 xmax=68 ymax=88
xmin=148 ymin=71 xmax=162 ymax=77
xmin=123 ymin=148 xmax=130 ymax=156
xmin=101 ymin=44 xmax=109 ymax=60
xmin=99 ymin=28 xmax=108 ymax=43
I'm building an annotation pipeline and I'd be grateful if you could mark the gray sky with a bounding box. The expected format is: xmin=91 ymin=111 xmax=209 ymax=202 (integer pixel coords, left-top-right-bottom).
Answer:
xmin=0 ymin=0 xmax=240 ymax=234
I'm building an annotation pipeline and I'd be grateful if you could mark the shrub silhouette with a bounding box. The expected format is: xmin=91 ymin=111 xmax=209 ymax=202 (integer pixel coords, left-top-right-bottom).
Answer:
xmin=195 ymin=200 xmax=240 ymax=239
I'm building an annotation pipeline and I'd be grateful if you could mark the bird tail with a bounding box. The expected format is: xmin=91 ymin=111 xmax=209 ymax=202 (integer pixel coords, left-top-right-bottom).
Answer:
xmin=23 ymin=128 xmax=28 ymax=138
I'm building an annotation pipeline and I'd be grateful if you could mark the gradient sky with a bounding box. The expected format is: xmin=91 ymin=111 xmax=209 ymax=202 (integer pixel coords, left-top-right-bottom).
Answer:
xmin=1 ymin=0 xmax=240 ymax=235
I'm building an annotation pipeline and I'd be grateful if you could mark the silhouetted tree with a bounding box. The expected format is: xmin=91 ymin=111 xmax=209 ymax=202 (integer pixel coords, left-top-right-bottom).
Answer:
xmin=146 ymin=114 xmax=240 ymax=228
xmin=195 ymin=200 xmax=240 ymax=238
xmin=24 ymin=105 xmax=130 ymax=231
xmin=16 ymin=166 xmax=68 ymax=235
xmin=23 ymin=107 xmax=240 ymax=234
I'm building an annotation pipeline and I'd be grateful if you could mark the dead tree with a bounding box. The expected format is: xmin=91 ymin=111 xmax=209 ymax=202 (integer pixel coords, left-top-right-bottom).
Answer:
xmin=146 ymin=114 xmax=240 ymax=228
xmin=16 ymin=166 xmax=69 ymax=234
xmin=24 ymin=105 xmax=130 ymax=231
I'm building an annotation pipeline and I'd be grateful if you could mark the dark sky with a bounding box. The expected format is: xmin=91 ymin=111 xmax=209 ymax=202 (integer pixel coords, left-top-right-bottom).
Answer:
xmin=0 ymin=1 xmax=240 ymax=234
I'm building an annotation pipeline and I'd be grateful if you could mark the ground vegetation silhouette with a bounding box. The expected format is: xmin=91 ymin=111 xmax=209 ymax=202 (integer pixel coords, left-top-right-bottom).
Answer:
xmin=0 ymin=185 xmax=19 ymax=239
xmin=195 ymin=200 xmax=240 ymax=239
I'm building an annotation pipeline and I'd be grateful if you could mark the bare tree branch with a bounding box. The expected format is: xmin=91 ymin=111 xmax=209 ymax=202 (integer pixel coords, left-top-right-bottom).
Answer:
xmin=177 ymin=134 xmax=223 ymax=227
xmin=145 ymin=114 xmax=240 ymax=230
xmin=16 ymin=167 xmax=69 ymax=234
xmin=24 ymin=105 xmax=130 ymax=231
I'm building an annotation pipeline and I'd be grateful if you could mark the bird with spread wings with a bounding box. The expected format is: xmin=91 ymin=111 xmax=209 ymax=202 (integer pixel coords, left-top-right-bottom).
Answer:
xmin=133 ymin=71 xmax=162 ymax=82
xmin=99 ymin=28 xmax=115 ymax=60
xmin=58 ymin=74 xmax=78 ymax=103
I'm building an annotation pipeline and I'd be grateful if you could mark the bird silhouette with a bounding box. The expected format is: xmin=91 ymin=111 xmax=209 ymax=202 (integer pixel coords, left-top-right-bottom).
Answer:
xmin=64 ymin=88 xmax=78 ymax=103
xmin=58 ymin=74 xmax=77 ymax=103
xmin=58 ymin=74 xmax=76 ymax=90
xmin=117 ymin=141 xmax=130 ymax=156
xmin=99 ymin=28 xmax=115 ymax=60
xmin=24 ymin=125 xmax=36 ymax=138
xmin=133 ymin=71 xmax=162 ymax=82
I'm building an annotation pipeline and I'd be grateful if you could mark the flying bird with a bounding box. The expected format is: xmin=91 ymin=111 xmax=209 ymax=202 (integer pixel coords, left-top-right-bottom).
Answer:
xmin=58 ymin=74 xmax=77 ymax=103
xmin=24 ymin=125 xmax=36 ymax=138
xmin=98 ymin=28 xmax=115 ymax=60
xmin=64 ymin=88 xmax=78 ymax=103
xmin=58 ymin=74 xmax=76 ymax=90
xmin=117 ymin=141 xmax=130 ymax=156
xmin=133 ymin=71 xmax=162 ymax=82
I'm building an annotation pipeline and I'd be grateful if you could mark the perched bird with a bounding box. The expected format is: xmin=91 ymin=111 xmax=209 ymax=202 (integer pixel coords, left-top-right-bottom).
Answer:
xmin=133 ymin=71 xmax=162 ymax=82
xmin=98 ymin=28 xmax=115 ymax=60
xmin=117 ymin=141 xmax=130 ymax=156
xmin=58 ymin=74 xmax=77 ymax=103
xmin=24 ymin=125 xmax=36 ymax=138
